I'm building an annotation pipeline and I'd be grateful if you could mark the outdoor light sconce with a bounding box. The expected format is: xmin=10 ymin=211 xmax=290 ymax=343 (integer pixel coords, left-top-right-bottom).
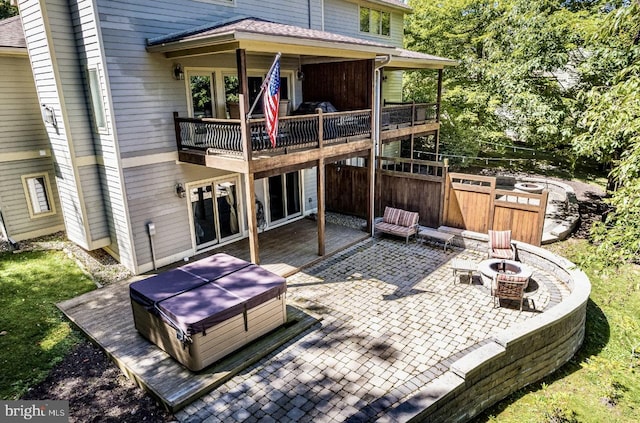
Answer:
xmin=175 ymin=183 xmax=186 ymax=198
xmin=173 ymin=63 xmax=184 ymax=80
xmin=41 ymin=104 xmax=57 ymax=127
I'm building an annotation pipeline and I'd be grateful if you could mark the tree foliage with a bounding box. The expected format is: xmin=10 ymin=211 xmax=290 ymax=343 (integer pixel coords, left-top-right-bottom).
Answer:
xmin=0 ymin=0 xmax=18 ymax=20
xmin=406 ymin=0 xmax=640 ymax=265
xmin=574 ymin=0 xmax=640 ymax=264
xmin=405 ymin=0 xmax=591 ymax=160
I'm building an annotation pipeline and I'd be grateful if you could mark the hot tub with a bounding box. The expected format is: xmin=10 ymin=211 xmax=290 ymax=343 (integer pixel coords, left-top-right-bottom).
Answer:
xmin=514 ymin=182 xmax=545 ymax=194
xmin=129 ymin=253 xmax=287 ymax=371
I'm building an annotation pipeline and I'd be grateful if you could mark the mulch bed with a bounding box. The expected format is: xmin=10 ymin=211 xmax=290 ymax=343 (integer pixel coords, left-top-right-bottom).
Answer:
xmin=21 ymin=341 xmax=173 ymax=422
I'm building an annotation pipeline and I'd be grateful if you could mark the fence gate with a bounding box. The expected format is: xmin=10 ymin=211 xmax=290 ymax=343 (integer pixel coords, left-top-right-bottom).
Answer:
xmin=443 ymin=173 xmax=548 ymax=246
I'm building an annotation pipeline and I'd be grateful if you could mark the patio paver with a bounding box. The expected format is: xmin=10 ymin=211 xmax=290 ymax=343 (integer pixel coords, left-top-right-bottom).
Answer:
xmin=174 ymin=238 xmax=567 ymax=422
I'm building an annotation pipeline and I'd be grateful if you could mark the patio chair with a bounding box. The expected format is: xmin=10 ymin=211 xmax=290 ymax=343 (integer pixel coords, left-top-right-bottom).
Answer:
xmin=488 ymin=230 xmax=516 ymax=260
xmin=492 ymin=272 xmax=529 ymax=311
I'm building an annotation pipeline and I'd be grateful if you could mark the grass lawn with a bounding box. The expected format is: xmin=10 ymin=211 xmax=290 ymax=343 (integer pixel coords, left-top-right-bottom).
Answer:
xmin=475 ymin=239 xmax=640 ymax=422
xmin=0 ymin=250 xmax=96 ymax=400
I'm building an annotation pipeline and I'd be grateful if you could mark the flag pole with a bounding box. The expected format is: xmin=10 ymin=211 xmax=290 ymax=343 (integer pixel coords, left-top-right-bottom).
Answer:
xmin=247 ymin=52 xmax=282 ymax=118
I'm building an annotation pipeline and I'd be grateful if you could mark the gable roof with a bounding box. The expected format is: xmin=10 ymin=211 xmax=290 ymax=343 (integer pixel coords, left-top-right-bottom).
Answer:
xmin=0 ymin=16 xmax=27 ymax=55
xmin=147 ymin=17 xmax=455 ymax=69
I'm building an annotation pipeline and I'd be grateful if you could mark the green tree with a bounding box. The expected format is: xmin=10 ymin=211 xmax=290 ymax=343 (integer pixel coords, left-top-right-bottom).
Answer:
xmin=0 ymin=0 xmax=18 ymax=20
xmin=573 ymin=0 xmax=640 ymax=264
xmin=405 ymin=0 xmax=596 ymax=163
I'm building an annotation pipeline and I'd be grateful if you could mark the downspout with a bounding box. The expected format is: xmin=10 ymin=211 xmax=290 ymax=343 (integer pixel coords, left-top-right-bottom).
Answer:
xmin=371 ymin=55 xmax=391 ymax=236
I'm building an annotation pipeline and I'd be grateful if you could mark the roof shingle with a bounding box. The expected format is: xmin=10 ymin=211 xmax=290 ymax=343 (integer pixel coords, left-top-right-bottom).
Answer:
xmin=0 ymin=16 xmax=26 ymax=49
xmin=148 ymin=17 xmax=393 ymax=49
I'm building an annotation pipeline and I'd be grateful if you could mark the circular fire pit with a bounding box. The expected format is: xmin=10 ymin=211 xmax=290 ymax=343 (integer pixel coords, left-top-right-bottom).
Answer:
xmin=478 ymin=259 xmax=533 ymax=288
xmin=514 ymin=182 xmax=545 ymax=194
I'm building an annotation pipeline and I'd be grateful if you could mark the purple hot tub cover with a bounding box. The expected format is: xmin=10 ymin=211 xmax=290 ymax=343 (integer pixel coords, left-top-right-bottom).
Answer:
xmin=129 ymin=254 xmax=286 ymax=343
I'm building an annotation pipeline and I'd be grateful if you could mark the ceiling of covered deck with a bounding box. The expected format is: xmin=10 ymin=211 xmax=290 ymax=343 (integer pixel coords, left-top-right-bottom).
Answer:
xmin=145 ymin=17 xmax=456 ymax=70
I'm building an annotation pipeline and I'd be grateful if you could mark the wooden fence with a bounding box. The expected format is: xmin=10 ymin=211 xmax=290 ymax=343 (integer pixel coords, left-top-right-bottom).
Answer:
xmin=443 ymin=173 xmax=548 ymax=246
xmin=325 ymin=163 xmax=369 ymax=218
xmin=375 ymin=157 xmax=446 ymax=228
xmin=326 ymin=162 xmax=549 ymax=246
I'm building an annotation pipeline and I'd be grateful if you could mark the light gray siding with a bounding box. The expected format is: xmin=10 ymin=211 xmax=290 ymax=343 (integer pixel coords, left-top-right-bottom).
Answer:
xmin=78 ymin=165 xmax=110 ymax=240
xmin=43 ymin=0 xmax=96 ymax=158
xmin=324 ymin=0 xmax=404 ymax=48
xmin=0 ymin=33 xmax=63 ymax=241
xmin=93 ymin=0 xmax=326 ymax=270
xmin=70 ymin=0 xmax=136 ymax=270
xmin=124 ymin=162 xmax=230 ymax=270
xmin=0 ymin=57 xmax=50 ymax=153
xmin=19 ymin=0 xmax=110 ymax=250
xmin=0 ymin=159 xmax=63 ymax=241
xmin=303 ymin=167 xmax=318 ymax=212
xmin=95 ymin=0 xmax=313 ymax=158
xmin=383 ymin=70 xmax=403 ymax=102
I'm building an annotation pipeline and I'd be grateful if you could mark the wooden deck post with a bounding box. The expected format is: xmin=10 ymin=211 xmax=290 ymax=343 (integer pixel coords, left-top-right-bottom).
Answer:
xmin=317 ymin=157 xmax=326 ymax=256
xmin=367 ymin=146 xmax=375 ymax=233
xmin=316 ymin=108 xmax=324 ymax=148
xmin=236 ymin=49 xmax=249 ymax=116
xmin=239 ymin=95 xmax=252 ymax=161
xmin=173 ymin=112 xmax=182 ymax=151
xmin=436 ymin=69 xmax=443 ymax=123
xmin=439 ymin=158 xmax=449 ymax=227
xmin=244 ymin=172 xmax=260 ymax=264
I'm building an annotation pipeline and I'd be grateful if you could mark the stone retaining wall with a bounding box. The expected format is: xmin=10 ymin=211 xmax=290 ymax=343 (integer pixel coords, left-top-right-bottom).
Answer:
xmin=380 ymin=236 xmax=591 ymax=423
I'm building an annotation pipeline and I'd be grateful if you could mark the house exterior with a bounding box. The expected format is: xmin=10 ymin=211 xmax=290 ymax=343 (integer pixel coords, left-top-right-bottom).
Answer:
xmin=13 ymin=0 xmax=455 ymax=274
xmin=0 ymin=15 xmax=64 ymax=242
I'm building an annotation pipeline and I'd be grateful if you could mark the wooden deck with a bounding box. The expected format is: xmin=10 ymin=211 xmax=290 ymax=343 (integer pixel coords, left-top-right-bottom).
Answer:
xmin=57 ymin=218 xmax=367 ymax=411
xmin=192 ymin=216 xmax=369 ymax=277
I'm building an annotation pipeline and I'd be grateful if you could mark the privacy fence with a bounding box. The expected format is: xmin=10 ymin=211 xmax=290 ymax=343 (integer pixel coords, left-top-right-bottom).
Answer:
xmin=325 ymin=159 xmax=549 ymax=246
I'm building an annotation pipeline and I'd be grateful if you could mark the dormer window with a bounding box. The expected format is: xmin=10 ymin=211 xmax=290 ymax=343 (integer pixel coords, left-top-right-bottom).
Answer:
xmin=360 ymin=7 xmax=390 ymax=37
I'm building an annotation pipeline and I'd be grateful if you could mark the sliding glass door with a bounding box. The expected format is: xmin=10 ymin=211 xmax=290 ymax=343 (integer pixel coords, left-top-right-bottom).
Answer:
xmin=267 ymin=171 xmax=301 ymax=224
xmin=190 ymin=178 xmax=240 ymax=249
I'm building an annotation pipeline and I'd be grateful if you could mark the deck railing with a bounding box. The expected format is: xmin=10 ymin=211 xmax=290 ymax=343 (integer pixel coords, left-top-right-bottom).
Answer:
xmin=174 ymin=110 xmax=372 ymax=157
xmin=173 ymin=103 xmax=439 ymax=158
xmin=381 ymin=102 xmax=438 ymax=128
xmin=378 ymin=155 xmax=446 ymax=178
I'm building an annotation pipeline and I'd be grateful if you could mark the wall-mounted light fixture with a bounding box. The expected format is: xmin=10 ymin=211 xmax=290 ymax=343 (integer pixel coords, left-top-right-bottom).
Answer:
xmin=296 ymin=56 xmax=304 ymax=81
xmin=173 ymin=63 xmax=184 ymax=80
xmin=41 ymin=104 xmax=57 ymax=127
xmin=175 ymin=183 xmax=186 ymax=198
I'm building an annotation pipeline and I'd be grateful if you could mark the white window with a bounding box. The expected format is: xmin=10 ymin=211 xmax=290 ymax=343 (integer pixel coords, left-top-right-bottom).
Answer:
xmin=360 ymin=7 xmax=391 ymax=36
xmin=21 ymin=173 xmax=56 ymax=219
xmin=223 ymin=73 xmax=291 ymax=117
xmin=188 ymin=71 xmax=217 ymax=118
xmin=88 ymin=67 xmax=108 ymax=132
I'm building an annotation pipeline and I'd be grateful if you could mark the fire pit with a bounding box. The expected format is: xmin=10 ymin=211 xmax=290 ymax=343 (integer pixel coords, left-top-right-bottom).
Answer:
xmin=478 ymin=259 xmax=533 ymax=288
xmin=514 ymin=182 xmax=545 ymax=194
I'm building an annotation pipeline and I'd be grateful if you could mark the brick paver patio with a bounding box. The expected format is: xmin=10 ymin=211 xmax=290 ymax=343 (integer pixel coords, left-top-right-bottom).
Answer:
xmin=174 ymin=238 xmax=568 ymax=422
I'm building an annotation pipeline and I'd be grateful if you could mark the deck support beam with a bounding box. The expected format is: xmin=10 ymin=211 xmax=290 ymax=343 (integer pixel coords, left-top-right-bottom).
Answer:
xmin=317 ymin=158 xmax=326 ymax=256
xmin=244 ymin=172 xmax=260 ymax=264
xmin=236 ymin=49 xmax=249 ymax=116
xmin=435 ymin=69 xmax=443 ymax=158
xmin=367 ymin=147 xmax=375 ymax=233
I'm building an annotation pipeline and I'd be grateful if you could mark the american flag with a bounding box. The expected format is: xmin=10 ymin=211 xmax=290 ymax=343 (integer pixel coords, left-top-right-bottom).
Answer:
xmin=263 ymin=57 xmax=280 ymax=148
